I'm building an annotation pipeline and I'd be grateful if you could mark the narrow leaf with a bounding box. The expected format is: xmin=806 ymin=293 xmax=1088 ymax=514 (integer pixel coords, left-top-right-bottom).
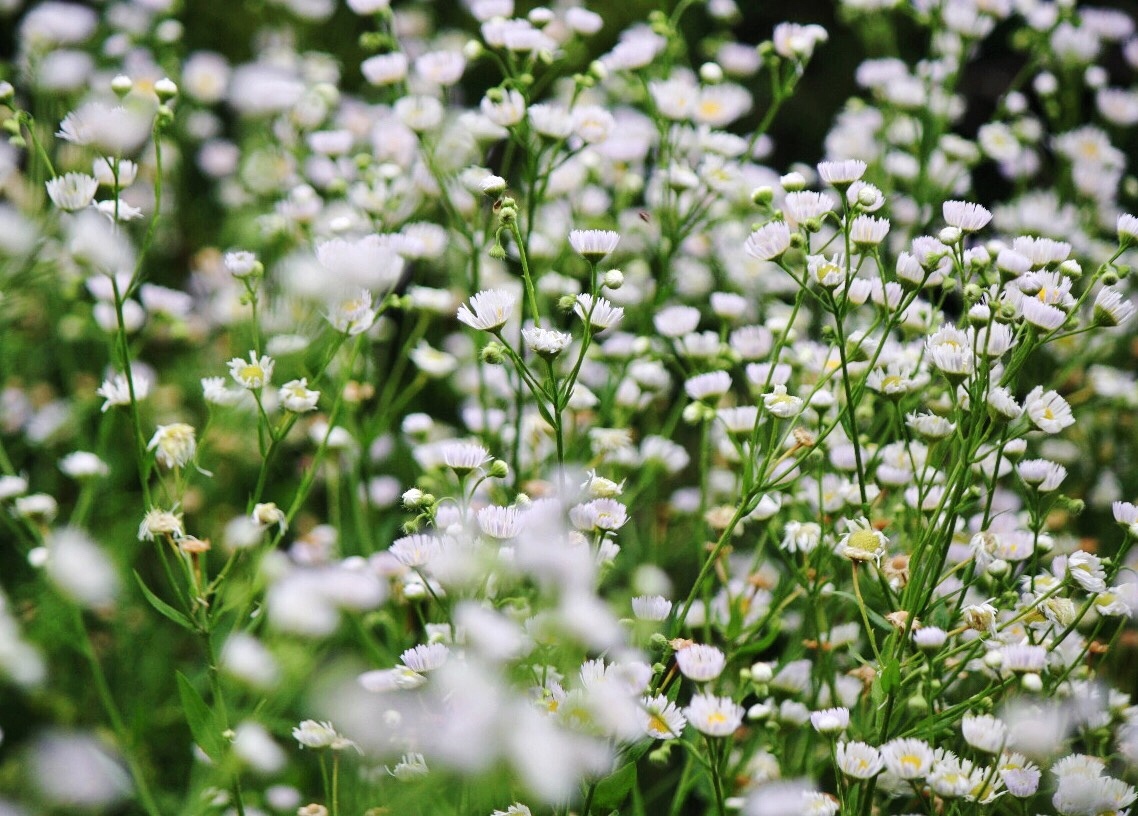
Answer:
xmin=134 ymin=572 xmax=195 ymax=632
xmin=176 ymin=671 xmax=225 ymax=761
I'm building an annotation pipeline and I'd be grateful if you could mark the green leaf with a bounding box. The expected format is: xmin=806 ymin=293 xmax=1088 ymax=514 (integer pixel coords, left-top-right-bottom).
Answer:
xmin=881 ymin=659 xmax=901 ymax=694
xmin=176 ymin=671 xmax=225 ymax=761
xmin=134 ymin=572 xmax=195 ymax=632
xmin=592 ymin=761 xmax=637 ymax=811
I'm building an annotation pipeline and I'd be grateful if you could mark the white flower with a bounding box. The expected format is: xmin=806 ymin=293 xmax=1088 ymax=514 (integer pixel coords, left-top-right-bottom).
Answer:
xmin=880 ymin=737 xmax=934 ymax=779
xmin=773 ymin=22 xmax=829 ymax=60
xmin=477 ymin=505 xmax=523 ymax=539
xmin=361 ymin=52 xmax=408 ymax=86
xmin=675 ymin=644 xmax=726 ymax=682
xmin=138 ymin=507 xmax=184 ymax=541
xmin=279 ymin=379 xmax=320 ymax=412
xmin=631 ymin=595 xmax=672 ymax=621
xmin=684 ymin=693 xmax=744 ymax=737
xmin=836 ymin=740 xmax=884 ymax=779
xmin=415 ymin=50 xmax=466 ymax=86
xmin=744 ymin=221 xmax=791 ymax=262
xmin=328 ymin=290 xmax=377 ymax=336
xmin=1066 ymin=551 xmax=1107 ymax=593
xmin=943 ymin=200 xmax=993 ymax=231
xmin=810 ymin=707 xmax=849 ymax=734
xmin=251 ymin=502 xmax=286 ymax=533
xmin=781 ymin=520 xmax=822 ymax=554
xmin=481 ymin=88 xmax=526 ymax=127
xmin=57 ymin=100 xmax=152 ymax=155
xmin=566 ymin=7 xmax=603 ymax=35
xmin=59 ymin=451 xmax=109 ymax=479
xmin=1093 ymin=287 xmax=1136 ymax=326
xmin=961 ymin=713 xmax=1007 ymax=753
xmin=849 ymin=214 xmax=890 ymax=247
xmin=292 ymin=719 xmax=340 ymax=749
xmin=817 ymin=159 xmax=866 ymax=186
xmin=684 ymin=370 xmax=732 ymax=403
xmin=837 ymin=517 xmax=887 ymax=563
xmin=1016 ymin=458 xmax=1066 ymax=491
xmin=568 ymin=229 xmax=620 ymax=261
xmin=522 ymin=326 xmax=572 ymax=358
xmin=1020 ymin=296 xmax=1067 ymax=330
xmin=440 ymin=441 xmax=491 ymax=473
xmin=572 ymin=105 xmax=615 ymax=143
xmin=202 ymin=376 xmax=243 ymax=406
xmin=388 ymin=533 xmax=442 ymax=568
xmin=400 ymin=643 xmax=449 ymax=672
xmin=0 ymin=475 xmax=29 ymax=501
xmin=1024 ymin=386 xmax=1075 ymax=433
xmin=148 ymin=423 xmax=197 ymax=469
xmin=574 ymin=294 xmax=624 ymax=331
xmin=388 ymin=752 xmax=429 ymax=780
xmin=1117 ymin=212 xmax=1138 ymax=242
xmin=762 ymin=384 xmax=803 ymax=419
xmin=457 ymin=289 xmax=516 ymax=332
xmin=45 ymin=172 xmax=98 ymax=211
xmin=569 ymin=498 xmax=628 ymax=532
xmin=640 ymin=694 xmax=686 ymax=739
xmin=224 ymin=250 xmax=259 ymax=278
xmin=228 ymin=351 xmax=275 ymax=390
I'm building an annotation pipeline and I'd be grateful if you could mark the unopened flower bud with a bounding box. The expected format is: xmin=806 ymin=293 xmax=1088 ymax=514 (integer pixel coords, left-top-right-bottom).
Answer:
xmin=752 ymin=186 xmax=773 ymax=206
xmin=603 ymin=269 xmax=624 ymax=290
xmin=480 ymin=342 xmax=507 ymax=365
xmin=111 ymin=74 xmax=133 ymax=97
xmin=463 ymin=40 xmax=484 ymax=60
xmin=1021 ymin=672 xmax=1043 ymax=692
xmin=480 ymin=175 xmax=507 ymax=196
xmin=155 ymin=77 xmax=178 ymax=101
xmin=487 ymin=459 xmax=509 ymax=479
xmin=750 ymin=662 xmax=773 ymax=683
xmin=699 ymin=62 xmax=723 ymax=83
xmin=986 ymin=558 xmax=1009 ymax=577
xmin=780 ymin=172 xmax=806 ymax=192
xmin=938 ymin=226 xmax=962 ymax=246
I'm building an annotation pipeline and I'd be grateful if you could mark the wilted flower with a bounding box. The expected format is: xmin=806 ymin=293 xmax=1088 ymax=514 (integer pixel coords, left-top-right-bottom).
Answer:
xmin=148 ymin=423 xmax=197 ymax=469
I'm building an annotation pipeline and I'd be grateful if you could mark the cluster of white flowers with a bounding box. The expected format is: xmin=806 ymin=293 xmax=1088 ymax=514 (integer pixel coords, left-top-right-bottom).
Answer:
xmin=2 ymin=0 xmax=1138 ymax=813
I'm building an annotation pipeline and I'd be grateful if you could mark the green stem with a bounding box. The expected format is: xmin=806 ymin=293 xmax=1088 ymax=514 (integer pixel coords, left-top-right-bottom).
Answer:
xmin=72 ymin=604 xmax=163 ymax=816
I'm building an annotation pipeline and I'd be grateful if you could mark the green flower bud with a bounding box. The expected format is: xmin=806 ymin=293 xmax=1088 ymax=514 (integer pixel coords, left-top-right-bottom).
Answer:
xmin=480 ymin=342 xmax=507 ymax=365
xmin=487 ymin=459 xmax=509 ymax=479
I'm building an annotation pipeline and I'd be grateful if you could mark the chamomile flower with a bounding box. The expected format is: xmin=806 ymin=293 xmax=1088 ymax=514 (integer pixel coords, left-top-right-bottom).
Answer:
xmin=836 ymin=740 xmax=884 ymax=779
xmin=46 ymin=172 xmax=98 ymax=211
xmin=684 ymin=693 xmax=744 ymax=737
xmin=457 ymin=289 xmax=516 ymax=332
xmin=640 ymin=694 xmax=686 ymax=739
xmin=837 ymin=517 xmax=887 ymax=563
xmin=568 ymin=229 xmax=620 ymax=262
xmin=228 ymin=352 xmax=275 ymax=390
xmin=675 ymin=644 xmax=726 ymax=682
xmin=744 ymin=221 xmax=791 ymax=262
xmin=880 ymin=737 xmax=934 ymax=779
xmin=1024 ymin=386 xmax=1075 ymax=433
xmin=279 ymin=379 xmax=320 ymax=413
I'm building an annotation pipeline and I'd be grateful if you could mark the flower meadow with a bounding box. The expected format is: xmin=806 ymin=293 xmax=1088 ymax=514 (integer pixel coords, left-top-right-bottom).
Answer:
xmin=3 ymin=0 xmax=1138 ymax=813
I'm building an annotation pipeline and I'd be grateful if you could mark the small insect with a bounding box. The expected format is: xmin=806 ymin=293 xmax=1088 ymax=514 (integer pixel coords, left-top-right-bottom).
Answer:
xmin=638 ymin=210 xmax=651 ymax=223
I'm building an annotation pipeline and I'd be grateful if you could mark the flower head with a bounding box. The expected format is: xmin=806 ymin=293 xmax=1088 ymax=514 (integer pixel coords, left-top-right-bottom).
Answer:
xmin=569 ymin=229 xmax=620 ymax=262
xmin=457 ymin=289 xmax=516 ymax=332
xmin=837 ymin=517 xmax=887 ymax=563
xmin=148 ymin=423 xmax=197 ymax=469
xmin=228 ymin=352 xmax=275 ymax=390
xmin=684 ymin=693 xmax=744 ymax=737
xmin=745 ymin=221 xmax=791 ymax=262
